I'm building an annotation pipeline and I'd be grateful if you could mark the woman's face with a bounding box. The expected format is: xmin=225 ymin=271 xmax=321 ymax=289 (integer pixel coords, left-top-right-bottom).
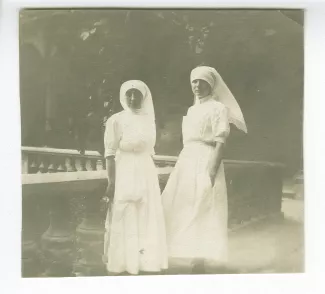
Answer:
xmin=191 ymin=79 xmax=211 ymax=99
xmin=125 ymin=88 xmax=143 ymax=110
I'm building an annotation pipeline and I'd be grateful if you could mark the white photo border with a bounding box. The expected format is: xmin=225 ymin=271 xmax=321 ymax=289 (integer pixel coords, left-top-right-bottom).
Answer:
xmin=1 ymin=1 xmax=324 ymax=293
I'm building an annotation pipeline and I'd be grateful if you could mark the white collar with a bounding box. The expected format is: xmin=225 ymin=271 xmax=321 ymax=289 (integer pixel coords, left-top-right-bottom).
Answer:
xmin=196 ymin=95 xmax=213 ymax=104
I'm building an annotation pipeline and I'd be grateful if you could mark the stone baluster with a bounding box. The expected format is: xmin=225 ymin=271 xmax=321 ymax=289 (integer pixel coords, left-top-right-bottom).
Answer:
xmin=38 ymin=162 xmax=45 ymax=173
xmin=29 ymin=155 xmax=39 ymax=174
xmin=56 ymin=157 xmax=66 ymax=173
xmin=74 ymin=158 xmax=85 ymax=171
xmin=21 ymin=153 xmax=29 ymax=174
xmin=47 ymin=156 xmax=58 ymax=173
xmin=74 ymin=158 xmax=81 ymax=171
xmin=83 ymin=158 xmax=90 ymax=171
xmin=47 ymin=163 xmax=56 ymax=173
xmin=38 ymin=156 xmax=49 ymax=173
xmin=80 ymin=157 xmax=87 ymax=171
xmin=66 ymin=157 xmax=77 ymax=172
xmin=41 ymin=193 xmax=75 ymax=277
xmin=74 ymin=183 xmax=106 ymax=276
xmin=91 ymin=159 xmax=97 ymax=170
xmin=96 ymin=159 xmax=103 ymax=170
xmin=90 ymin=159 xmax=97 ymax=171
xmin=22 ymin=195 xmax=42 ymax=277
xmin=96 ymin=158 xmax=106 ymax=170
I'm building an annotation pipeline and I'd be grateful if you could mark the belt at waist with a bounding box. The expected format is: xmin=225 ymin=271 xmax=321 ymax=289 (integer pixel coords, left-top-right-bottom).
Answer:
xmin=184 ymin=140 xmax=216 ymax=148
xmin=117 ymin=148 xmax=150 ymax=155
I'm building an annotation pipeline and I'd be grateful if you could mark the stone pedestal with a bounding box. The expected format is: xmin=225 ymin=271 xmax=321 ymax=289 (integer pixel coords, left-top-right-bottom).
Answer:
xmin=74 ymin=185 xmax=106 ymax=276
xmin=41 ymin=194 xmax=75 ymax=277
xmin=22 ymin=195 xmax=41 ymax=277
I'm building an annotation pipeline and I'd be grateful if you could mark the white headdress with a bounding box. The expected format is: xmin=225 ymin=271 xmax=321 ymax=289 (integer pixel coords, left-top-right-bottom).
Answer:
xmin=119 ymin=80 xmax=155 ymax=122
xmin=190 ymin=66 xmax=247 ymax=133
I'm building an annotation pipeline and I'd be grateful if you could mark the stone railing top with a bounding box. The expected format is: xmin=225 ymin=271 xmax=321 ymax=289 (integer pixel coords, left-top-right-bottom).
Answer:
xmin=224 ymin=159 xmax=285 ymax=169
xmin=22 ymin=170 xmax=107 ymax=185
xmin=22 ymin=168 xmax=173 ymax=186
xmin=22 ymin=170 xmax=107 ymax=196
xmin=22 ymin=146 xmax=102 ymax=158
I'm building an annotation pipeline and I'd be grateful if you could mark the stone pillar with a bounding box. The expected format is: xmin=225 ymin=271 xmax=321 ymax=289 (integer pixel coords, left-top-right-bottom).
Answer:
xmin=41 ymin=193 xmax=75 ymax=277
xmin=74 ymin=184 xmax=106 ymax=276
xmin=22 ymin=195 xmax=42 ymax=277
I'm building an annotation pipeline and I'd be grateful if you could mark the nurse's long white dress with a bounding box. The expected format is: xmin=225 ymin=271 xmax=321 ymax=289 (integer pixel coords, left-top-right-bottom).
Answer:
xmin=103 ymin=110 xmax=168 ymax=274
xmin=162 ymin=97 xmax=230 ymax=267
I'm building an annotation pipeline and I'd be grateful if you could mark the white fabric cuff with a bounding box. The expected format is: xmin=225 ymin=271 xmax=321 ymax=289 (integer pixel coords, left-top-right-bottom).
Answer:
xmin=214 ymin=137 xmax=226 ymax=144
xmin=105 ymin=149 xmax=116 ymax=157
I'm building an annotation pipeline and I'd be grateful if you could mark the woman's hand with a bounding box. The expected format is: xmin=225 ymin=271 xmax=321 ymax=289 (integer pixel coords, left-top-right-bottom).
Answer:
xmin=207 ymin=142 xmax=224 ymax=187
xmin=208 ymin=168 xmax=217 ymax=187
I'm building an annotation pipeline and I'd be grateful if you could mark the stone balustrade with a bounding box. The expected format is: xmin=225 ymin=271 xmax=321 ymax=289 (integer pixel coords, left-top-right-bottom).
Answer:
xmin=21 ymin=146 xmax=285 ymax=277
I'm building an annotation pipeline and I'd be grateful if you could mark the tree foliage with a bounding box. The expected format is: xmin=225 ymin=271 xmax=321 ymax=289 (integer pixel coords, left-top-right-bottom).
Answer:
xmin=20 ymin=9 xmax=216 ymax=151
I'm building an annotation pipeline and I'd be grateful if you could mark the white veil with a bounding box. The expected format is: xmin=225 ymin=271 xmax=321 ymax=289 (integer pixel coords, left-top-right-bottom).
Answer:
xmin=119 ymin=80 xmax=155 ymax=122
xmin=191 ymin=66 xmax=248 ymax=133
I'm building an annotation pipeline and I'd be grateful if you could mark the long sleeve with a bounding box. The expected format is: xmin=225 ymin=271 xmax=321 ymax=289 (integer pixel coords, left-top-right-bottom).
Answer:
xmin=104 ymin=114 xmax=120 ymax=157
xmin=211 ymin=104 xmax=230 ymax=144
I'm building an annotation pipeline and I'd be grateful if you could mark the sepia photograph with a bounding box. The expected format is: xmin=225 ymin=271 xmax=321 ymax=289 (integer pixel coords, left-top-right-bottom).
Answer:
xmin=20 ymin=8 xmax=304 ymax=278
